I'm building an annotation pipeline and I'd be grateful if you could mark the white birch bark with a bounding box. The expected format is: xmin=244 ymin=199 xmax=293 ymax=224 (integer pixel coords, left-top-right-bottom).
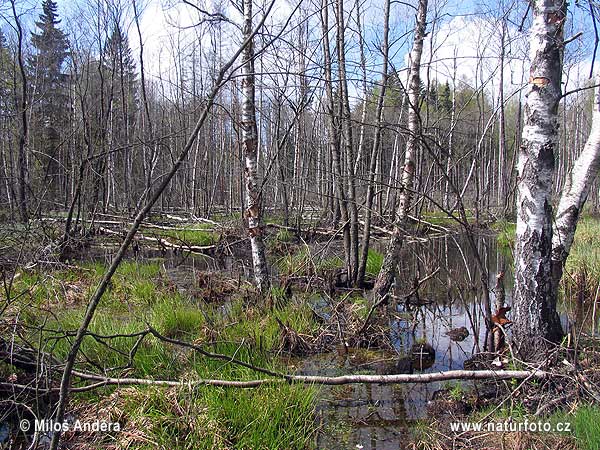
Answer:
xmin=241 ymin=0 xmax=269 ymax=291
xmin=552 ymin=73 xmax=600 ymax=282
xmin=374 ymin=0 xmax=427 ymax=298
xmin=512 ymin=0 xmax=566 ymax=355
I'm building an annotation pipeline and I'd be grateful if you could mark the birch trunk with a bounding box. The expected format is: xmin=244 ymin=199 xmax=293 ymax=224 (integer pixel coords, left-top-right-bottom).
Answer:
xmin=551 ymin=73 xmax=600 ymax=286
xmin=374 ymin=0 xmax=427 ymax=298
xmin=241 ymin=0 xmax=269 ymax=292
xmin=512 ymin=0 xmax=566 ymax=356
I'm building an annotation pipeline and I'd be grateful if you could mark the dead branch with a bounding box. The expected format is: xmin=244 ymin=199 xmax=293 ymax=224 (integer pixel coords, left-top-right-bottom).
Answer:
xmin=62 ymin=368 xmax=552 ymax=390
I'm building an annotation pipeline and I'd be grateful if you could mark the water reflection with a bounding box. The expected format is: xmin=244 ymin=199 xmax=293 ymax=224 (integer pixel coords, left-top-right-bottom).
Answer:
xmin=306 ymin=233 xmax=519 ymax=448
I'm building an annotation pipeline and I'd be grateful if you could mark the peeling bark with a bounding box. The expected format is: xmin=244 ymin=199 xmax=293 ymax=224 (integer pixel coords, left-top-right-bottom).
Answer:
xmin=512 ymin=0 xmax=566 ymax=358
xmin=241 ymin=0 xmax=269 ymax=292
xmin=374 ymin=0 xmax=427 ymax=298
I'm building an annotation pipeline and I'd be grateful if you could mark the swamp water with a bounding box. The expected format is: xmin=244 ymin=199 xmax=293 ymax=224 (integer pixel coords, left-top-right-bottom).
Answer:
xmin=86 ymin=232 xmax=573 ymax=450
xmin=294 ymin=233 xmax=571 ymax=450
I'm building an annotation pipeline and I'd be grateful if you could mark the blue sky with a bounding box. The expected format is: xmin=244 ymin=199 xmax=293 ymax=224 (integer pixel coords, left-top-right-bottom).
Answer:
xmin=2 ymin=0 xmax=597 ymax=100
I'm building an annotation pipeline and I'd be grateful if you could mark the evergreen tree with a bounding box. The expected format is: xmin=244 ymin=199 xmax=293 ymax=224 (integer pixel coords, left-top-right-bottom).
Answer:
xmin=104 ymin=25 xmax=137 ymax=120
xmin=29 ymin=0 xmax=70 ymax=207
xmin=30 ymin=0 xmax=69 ymax=123
xmin=103 ymin=24 xmax=138 ymax=209
xmin=440 ymin=81 xmax=452 ymax=113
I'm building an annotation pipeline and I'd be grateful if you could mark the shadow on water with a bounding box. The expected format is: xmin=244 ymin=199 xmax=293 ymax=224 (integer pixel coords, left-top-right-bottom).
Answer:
xmin=298 ymin=232 xmax=571 ymax=450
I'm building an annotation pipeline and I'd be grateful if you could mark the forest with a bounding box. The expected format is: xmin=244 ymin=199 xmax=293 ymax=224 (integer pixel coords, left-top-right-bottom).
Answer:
xmin=0 ymin=0 xmax=599 ymax=448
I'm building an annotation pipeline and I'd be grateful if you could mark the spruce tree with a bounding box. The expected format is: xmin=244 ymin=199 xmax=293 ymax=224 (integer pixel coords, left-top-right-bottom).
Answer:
xmin=30 ymin=0 xmax=69 ymax=206
xmin=30 ymin=0 xmax=69 ymax=123
xmin=104 ymin=25 xmax=137 ymax=119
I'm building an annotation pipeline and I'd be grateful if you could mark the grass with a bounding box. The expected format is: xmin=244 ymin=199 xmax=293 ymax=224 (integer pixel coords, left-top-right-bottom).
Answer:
xmin=12 ymin=261 xmax=319 ymax=449
xmin=494 ymin=216 xmax=600 ymax=283
xmin=276 ymin=247 xmax=343 ymax=276
xmin=365 ymin=249 xmax=383 ymax=276
xmin=492 ymin=219 xmax=516 ymax=254
xmin=143 ymin=224 xmax=217 ymax=246
xmin=275 ymin=228 xmax=294 ymax=243
xmin=573 ymin=405 xmax=600 ymax=450
xmin=563 ymin=217 xmax=600 ymax=280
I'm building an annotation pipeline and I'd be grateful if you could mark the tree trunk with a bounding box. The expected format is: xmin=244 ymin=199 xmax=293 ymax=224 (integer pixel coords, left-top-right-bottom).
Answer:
xmin=335 ymin=0 xmax=359 ymax=285
xmin=551 ymin=73 xmax=600 ymax=287
xmin=320 ymin=0 xmax=352 ymax=281
xmin=358 ymin=0 xmax=390 ymax=286
xmin=11 ymin=0 xmax=29 ymax=222
xmin=374 ymin=0 xmax=427 ymax=298
xmin=512 ymin=0 xmax=566 ymax=358
xmin=241 ymin=0 xmax=270 ymax=292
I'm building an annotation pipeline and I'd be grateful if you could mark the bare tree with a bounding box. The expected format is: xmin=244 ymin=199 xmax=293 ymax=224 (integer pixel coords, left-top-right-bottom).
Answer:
xmin=9 ymin=0 xmax=29 ymax=222
xmin=358 ymin=0 xmax=390 ymax=286
xmin=374 ymin=0 xmax=428 ymax=298
xmin=241 ymin=0 xmax=270 ymax=292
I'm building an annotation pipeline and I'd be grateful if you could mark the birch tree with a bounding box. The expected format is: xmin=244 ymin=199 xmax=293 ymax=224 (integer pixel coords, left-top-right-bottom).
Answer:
xmin=374 ymin=0 xmax=427 ymax=298
xmin=551 ymin=74 xmax=600 ymax=286
xmin=512 ymin=0 xmax=566 ymax=356
xmin=241 ymin=0 xmax=270 ymax=292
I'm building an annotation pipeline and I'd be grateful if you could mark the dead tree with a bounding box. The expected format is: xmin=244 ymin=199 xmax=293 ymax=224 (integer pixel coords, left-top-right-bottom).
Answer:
xmin=374 ymin=0 xmax=428 ymax=298
xmin=357 ymin=0 xmax=390 ymax=286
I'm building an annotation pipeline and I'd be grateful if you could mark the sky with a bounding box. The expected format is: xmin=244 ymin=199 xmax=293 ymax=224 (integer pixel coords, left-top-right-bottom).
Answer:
xmin=2 ymin=0 xmax=598 ymax=101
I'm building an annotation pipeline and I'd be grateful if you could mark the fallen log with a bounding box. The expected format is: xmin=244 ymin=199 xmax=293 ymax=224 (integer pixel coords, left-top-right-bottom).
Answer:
xmin=98 ymin=226 xmax=217 ymax=254
xmin=69 ymin=368 xmax=550 ymax=390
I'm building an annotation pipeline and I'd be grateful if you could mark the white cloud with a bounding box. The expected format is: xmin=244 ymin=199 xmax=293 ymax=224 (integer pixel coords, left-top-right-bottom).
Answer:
xmin=420 ymin=14 xmax=595 ymax=100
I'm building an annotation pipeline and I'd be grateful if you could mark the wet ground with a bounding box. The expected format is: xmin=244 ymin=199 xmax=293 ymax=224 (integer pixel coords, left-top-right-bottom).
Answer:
xmin=293 ymin=233 xmax=573 ymax=450
xmin=84 ymin=231 xmax=574 ymax=450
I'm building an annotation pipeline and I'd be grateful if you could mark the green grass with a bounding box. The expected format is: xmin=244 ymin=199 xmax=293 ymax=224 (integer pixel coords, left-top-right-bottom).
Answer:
xmin=365 ymin=249 xmax=383 ymax=276
xmin=564 ymin=217 xmax=600 ymax=280
xmin=495 ymin=216 xmax=600 ymax=282
xmin=275 ymin=228 xmax=294 ymax=243
xmin=104 ymin=381 xmax=317 ymax=450
xmin=276 ymin=247 xmax=343 ymax=276
xmin=544 ymin=405 xmax=600 ymax=450
xmin=13 ymin=260 xmax=319 ymax=449
xmin=420 ymin=210 xmax=476 ymax=228
xmin=492 ymin=220 xmax=516 ymax=254
xmin=573 ymin=405 xmax=600 ymax=450
xmin=143 ymin=224 xmax=217 ymax=246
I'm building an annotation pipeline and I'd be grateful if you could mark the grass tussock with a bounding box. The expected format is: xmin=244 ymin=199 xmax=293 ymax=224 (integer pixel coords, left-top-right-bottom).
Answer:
xmin=276 ymin=247 xmax=343 ymax=276
xmin=11 ymin=260 xmax=319 ymax=449
xmin=495 ymin=216 xmax=600 ymax=282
